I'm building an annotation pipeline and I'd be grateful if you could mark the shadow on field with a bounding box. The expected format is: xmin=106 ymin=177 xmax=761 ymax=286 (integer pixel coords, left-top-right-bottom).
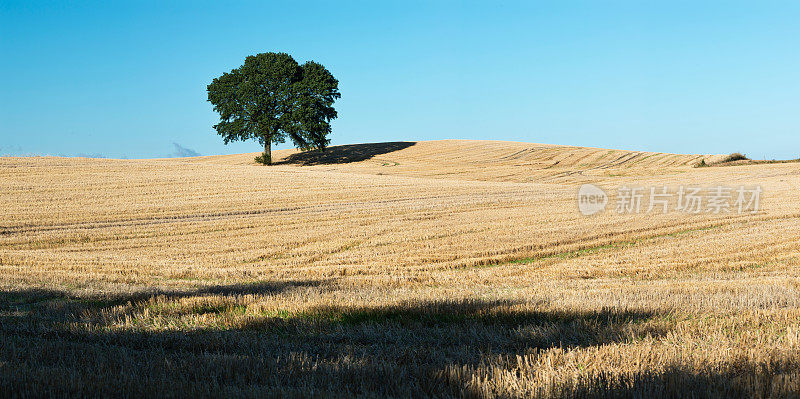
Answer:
xmin=278 ymin=141 xmax=416 ymax=165
xmin=0 ymin=279 xmax=324 ymax=310
xmin=1 ymin=282 xmax=797 ymax=397
xmin=0 ymin=280 xmax=326 ymax=321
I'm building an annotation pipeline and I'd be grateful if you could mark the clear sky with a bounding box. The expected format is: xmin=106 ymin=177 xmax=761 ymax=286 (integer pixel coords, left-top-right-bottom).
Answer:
xmin=2 ymin=1 xmax=799 ymax=159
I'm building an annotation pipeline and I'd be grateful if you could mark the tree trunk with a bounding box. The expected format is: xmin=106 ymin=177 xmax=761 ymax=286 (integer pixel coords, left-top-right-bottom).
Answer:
xmin=264 ymin=139 xmax=272 ymax=165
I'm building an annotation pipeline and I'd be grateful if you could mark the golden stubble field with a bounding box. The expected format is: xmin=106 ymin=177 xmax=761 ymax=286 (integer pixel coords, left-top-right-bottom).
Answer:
xmin=2 ymin=140 xmax=799 ymax=397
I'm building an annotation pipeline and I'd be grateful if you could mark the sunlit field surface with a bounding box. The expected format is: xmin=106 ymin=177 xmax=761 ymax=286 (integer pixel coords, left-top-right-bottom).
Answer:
xmin=2 ymin=140 xmax=799 ymax=397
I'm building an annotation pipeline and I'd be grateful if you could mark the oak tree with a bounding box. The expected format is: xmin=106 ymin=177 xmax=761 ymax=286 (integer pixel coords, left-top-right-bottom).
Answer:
xmin=207 ymin=52 xmax=340 ymax=164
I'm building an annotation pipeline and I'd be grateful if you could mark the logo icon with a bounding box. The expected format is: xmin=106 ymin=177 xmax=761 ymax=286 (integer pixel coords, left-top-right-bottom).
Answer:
xmin=578 ymin=184 xmax=608 ymax=216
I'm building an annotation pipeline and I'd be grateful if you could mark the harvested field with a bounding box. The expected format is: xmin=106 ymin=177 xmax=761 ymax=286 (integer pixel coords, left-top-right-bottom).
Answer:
xmin=2 ymin=140 xmax=799 ymax=397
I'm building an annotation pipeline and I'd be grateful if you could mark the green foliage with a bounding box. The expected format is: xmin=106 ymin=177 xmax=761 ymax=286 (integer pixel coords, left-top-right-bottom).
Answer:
xmin=724 ymin=153 xmax=748 ymax=162
xmin=207 ymin=52 xmax=340 ymax=164
xmin=254 ymin=151 xmax=271 ymax=165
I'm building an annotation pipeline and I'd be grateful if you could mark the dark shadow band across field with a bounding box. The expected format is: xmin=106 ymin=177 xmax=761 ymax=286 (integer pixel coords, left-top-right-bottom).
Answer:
xmin=0 ymin=282 xmax=796 ymax=398
xmin=277 ymin=141 xmax=416 ymax=165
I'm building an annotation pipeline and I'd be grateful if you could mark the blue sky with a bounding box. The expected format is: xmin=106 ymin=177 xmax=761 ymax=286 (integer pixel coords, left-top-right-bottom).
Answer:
xmin=2 ymin=1 xmax=799 ymax=159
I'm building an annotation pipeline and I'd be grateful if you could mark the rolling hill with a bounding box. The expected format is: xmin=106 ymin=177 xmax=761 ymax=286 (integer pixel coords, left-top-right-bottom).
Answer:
xmin=189 ymin=139 xmax=724 ymax=183
xmin=1 ymin=140 xmax=799 ymax=397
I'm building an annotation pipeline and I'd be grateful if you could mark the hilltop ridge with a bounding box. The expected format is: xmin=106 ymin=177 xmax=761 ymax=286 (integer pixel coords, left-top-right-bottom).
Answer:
xmin=185 ymin=140 xmax=722 ymax=183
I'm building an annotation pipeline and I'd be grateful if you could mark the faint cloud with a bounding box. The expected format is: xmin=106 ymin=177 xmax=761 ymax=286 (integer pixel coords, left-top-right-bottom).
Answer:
xmin=170 ymin=142 xmax=201 ymax=157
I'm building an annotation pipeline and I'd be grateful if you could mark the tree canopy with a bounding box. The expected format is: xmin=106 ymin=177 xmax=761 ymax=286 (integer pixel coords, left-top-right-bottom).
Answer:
xmin=207 ymin=52 xmax=340 ymax=164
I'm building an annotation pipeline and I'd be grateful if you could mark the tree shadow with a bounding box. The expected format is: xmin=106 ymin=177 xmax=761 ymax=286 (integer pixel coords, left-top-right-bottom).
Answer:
xmin=0 ymin=284 xmax=797 ymax=397
xmin=277 ymin=142 xmax=416 ymax=165
xmin=0 ymin=279 xmax=327 ymax=318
